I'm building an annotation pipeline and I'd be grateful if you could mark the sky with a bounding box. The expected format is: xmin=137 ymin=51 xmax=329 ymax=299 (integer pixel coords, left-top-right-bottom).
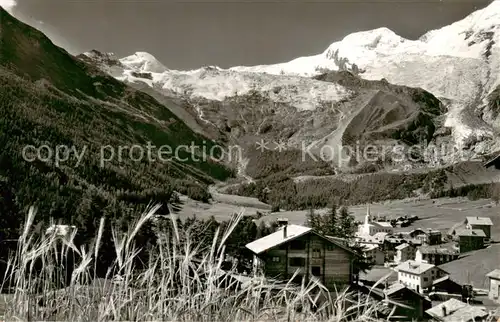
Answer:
xmin=1 ymin=0 xmax=494 ymax=70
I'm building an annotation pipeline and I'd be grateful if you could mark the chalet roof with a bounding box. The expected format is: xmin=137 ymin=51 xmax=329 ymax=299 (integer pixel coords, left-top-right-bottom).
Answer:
xmin=386 ymin=236 xmax=422 ymax=245
xmin=418 ymin=244 xmax=459 ymax=255
xmin=486 ymin=269 xmax=500 ymax=280
xmin=409 ymin=228 xmax=441 ymax=236
xmin=355 ymin=233 xmax=387 ymax=245
xmin=364 ymin=221 xmax=393 ymax=229
xmin=409 ymin=228 xmax=426 ymax=235
xmin=395 ymin=243 xmax=410 ymax=250
xmin=396 ymin=260 xmax=438 ymax=275
xmin=384 ymin=282 xmax=427 ymax=299
xmin=326 ymin=235 xmax=348 ymax=246
xmin=359 ymin=267 xmax=397 ymax=283
xmin=431 ymin=275 xmax=461 ymax=287
xmin=456 ymin=229 xmax=486 ymax=238
xmin=465 ymin=216 xmax=493 ymax=226
xmin=362 ymin=244 xmax=379 ymax=252
xmin=425 ymin=298 xmax=487 ymax=322
xmin=246 ymin=224 xmax=358 ymax=256
xmin=377 ymin=222 xmax=393 ymax=228
xmin=384 ymin=283 xmax=406 ymax=296
xmin=245 ymin=225 xmax=311 ymax=254
xmin=372 ymin=232 xmax=389 ymax=241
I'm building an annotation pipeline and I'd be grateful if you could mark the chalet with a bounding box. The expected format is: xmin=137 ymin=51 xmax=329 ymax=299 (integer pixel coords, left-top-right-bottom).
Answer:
xmin=456 ymin=229 xmax=486 ymax=253
xmin=385 ymin=236 xmax=422 ymax=251
xmin=405 ymin=228 xmax=442 ymax=245
xmin=425 ymin=298 xmax=488 ymax=322
xmin=396 ymin=260 xmax=448 ymax=293
xmin=383 ymin=283 xmax=432 ymax=320
xmin=429 ymin=275 xmax=463 ymax=295
xmin=245 ymin=222 xmax=358 ymax=291
xmin=486 ymin=269 xmax=500 ymax=303
xmin=465 ymin=216 xmax=493 ymax=240
xmin=394 ymin=243 xmax=416 ymax=264
xmin=352 ymin=283 xmax=430 ymax=321
xmin=415 ymin=244 xmax=459 ymax=266
xmin=361 ymin=244 xmax=384 ymax=266
xmin=420 ymin=230 xmax=442 ymax=245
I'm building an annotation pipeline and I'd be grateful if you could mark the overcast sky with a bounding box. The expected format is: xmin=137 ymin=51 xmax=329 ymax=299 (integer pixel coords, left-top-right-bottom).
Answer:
xmin=2 ymin=0 xmax=493 ymax=69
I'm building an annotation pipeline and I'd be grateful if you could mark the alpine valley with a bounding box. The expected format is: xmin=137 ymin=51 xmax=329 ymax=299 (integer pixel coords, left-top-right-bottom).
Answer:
xmin=2 ymin=2 xmax=500 ymax=214
xmin=76 ymin=2 xmax=500 ymax=209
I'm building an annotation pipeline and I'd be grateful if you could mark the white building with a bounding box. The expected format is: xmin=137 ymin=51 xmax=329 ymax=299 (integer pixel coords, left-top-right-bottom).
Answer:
xmin=395 ymin=260 xmax=448 ymax=293
xmin=357 ymin=205 xmax=394 ymax=236
xmin=355 ymin=231 xmax=389 ymax=247
xmin=486 ymin=269 xmax=500 ymax=303
xmin=362 ymin=244 xmax=385 ymax=266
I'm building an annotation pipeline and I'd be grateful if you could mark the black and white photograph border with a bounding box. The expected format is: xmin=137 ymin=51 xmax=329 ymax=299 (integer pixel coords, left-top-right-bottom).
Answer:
xmin=0 ymin=0 xmax=500 ymax=321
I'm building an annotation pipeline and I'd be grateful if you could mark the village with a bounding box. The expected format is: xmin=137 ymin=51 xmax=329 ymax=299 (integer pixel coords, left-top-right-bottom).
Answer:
xmin=244 ymin=207 xmax=500 ymax=321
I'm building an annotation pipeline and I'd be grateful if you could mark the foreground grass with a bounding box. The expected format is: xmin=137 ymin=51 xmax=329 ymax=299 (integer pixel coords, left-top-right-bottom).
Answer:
xmin=1 ymin=205 xmax=388 ymax=321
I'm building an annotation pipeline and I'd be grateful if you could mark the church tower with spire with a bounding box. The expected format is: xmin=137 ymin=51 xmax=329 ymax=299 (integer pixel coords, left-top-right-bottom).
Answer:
xmin=365 ymin=204 xmax=371 ymax=226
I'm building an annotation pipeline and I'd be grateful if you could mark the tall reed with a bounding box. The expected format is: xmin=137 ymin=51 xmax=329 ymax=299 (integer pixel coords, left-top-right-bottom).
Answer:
xmin=1 ymin=204 xmax=388 ymax=321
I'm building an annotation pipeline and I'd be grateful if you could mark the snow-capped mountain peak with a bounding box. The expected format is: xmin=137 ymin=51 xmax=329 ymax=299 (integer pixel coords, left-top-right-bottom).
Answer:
xmin=230 ymin=1 xmax=500 ymax=76
xmin=225 ymin=1 xmax=500 ymax=148
xmin=119 ymin=51 xmax=169 ymax=73
xmin=333 ymin=27 xmax=402 ymax=49
xmin=83 ymin=1 xmax=500 ymax=155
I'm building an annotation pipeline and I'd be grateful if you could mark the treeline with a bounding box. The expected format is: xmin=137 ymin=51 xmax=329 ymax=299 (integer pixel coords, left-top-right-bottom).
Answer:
xmin=430 ymin=182 xmax=500 ymax=201
xmin=231 ymin=171 xmax=432 ymax=210
xmin=245 ymin=149 xmax=335 ymax=180
xmin=0 ymin=65 xmax=236 ymax=234
xmin=232 ymin=165 xmax=500 ymax=211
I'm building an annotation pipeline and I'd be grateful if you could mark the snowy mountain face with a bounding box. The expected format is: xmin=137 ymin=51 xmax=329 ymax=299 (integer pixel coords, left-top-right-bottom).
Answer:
xmin=231 ymin=1 xmax=500 ymax=150
xmin=94 ymin=56 xmax=353 ymax=111
xmin=81 ymin=1 xmax=500 ymax=174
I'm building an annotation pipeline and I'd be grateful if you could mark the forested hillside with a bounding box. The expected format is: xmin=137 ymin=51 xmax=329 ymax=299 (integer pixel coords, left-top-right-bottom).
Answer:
xmin=0 ymin=8 xmax=233 ymax=241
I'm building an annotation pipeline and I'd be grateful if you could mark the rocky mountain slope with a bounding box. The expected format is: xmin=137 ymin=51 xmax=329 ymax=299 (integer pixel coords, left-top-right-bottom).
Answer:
xmin=80 ymin=52 xmax=447 ymax=177
xmin=232 ymin=1 xmax=500 ymax=150
xmin=72 ymin=2 xmax=500 ymax=209
xmin=82 ymin=2 xmax=500 ymax=170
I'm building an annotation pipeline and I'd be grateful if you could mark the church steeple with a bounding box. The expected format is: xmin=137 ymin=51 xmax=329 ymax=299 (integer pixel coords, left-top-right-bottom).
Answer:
xmin=365 ymin=204 xmax=371 ymax=225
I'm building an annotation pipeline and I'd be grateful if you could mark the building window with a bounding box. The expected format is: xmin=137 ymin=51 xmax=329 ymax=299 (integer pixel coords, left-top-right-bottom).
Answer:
xmin=424 ymin=277 xmax=428 ymax=282
xmin=327 ymin=244 xmax=336 ymax=251
xmin=312 ymin=248 xmax=321 ymax=258
xmin=312 ymin=266 xmax=321 ymax=276
xmin=289 ymin=257 xmax=305 ymax=266
xmin=290 ymin=240 xmax=306 ymax=250
xmin=272 ymin=257 xmax=280 ymax=262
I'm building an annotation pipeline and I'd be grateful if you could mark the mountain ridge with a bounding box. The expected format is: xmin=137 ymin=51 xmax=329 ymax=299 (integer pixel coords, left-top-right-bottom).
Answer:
xmin=84 ymin=1 xmax=499 ymax=154
xmin=0 ymin=7 xmax=233 ymax=231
